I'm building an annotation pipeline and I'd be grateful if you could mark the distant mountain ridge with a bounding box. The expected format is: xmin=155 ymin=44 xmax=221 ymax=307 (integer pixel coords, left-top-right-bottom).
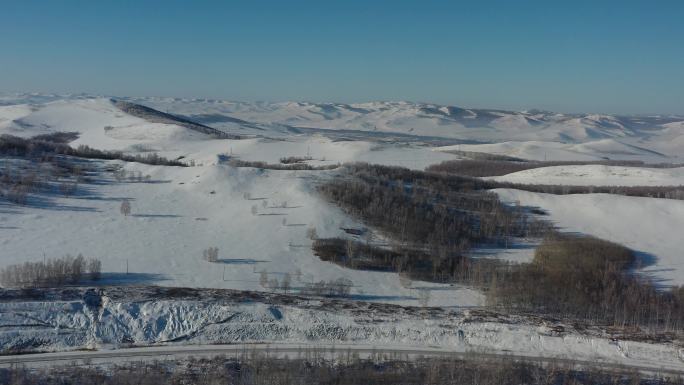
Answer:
xmin=1 ymin=94 xmax=683 ymax=159
xmin=120 ymin=96 xmax=684 ymax=143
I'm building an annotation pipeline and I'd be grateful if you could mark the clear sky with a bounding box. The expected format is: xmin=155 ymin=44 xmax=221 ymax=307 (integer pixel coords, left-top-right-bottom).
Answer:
xmin=1 ymin=0 xmax=682 ymax=114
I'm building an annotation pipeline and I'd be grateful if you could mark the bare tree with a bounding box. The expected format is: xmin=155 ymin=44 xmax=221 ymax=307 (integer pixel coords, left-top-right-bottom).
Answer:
xmin=281 ymin=273 xmax=291 ymax=293
xmin=306 ymin=226 xmax=318 ymax=240
xmin=259 ymin=270 xmax=269 ymax=289
xmin=417 ymin=289 xmax=431 ymax=307
xmin=251 ymin=205 xmax=258 ymax=216
xmin=120 ymin=199 xmax=131 ymax=217
xmin=87 ymin=258 xmax=102 ymax=281
xmin=399 ymin=272 xmax=412 ymax=289
xmin=203 ymin=247 xmax=219 ymax=262
xmin=268 ymin=277 xmax=279 ymax=292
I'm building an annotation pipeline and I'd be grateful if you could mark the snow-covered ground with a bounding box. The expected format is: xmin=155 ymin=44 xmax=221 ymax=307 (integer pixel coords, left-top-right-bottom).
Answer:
xmin=0 ymin=160 xmax=481 ymax=307
xmin=0 ymin=287 xmax=681 ymax=370
xmin=1 ymin=95 xmax=683 ymax=298
xmin=490 ymin=164 xmax=684 ymax=186
xmin=495 ymin=189 xmax=684 ymax=286
xmin=435 ymin=140 xmax=670 ymax=162
xmin=2 ymin=94 xmax=684 ymax=367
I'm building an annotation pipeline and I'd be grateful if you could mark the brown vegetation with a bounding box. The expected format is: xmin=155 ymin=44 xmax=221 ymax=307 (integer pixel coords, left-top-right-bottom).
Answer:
xmin=0 ymin=255 xmax=102 ymax=288
xmin=490 ymin=235 xmax=684 ymax=331
xmin=228 ymin=158 xmax=339 ymax=170
xmin=317 ymin=163 xmax=684 ymax=331
xmin=280 ymin=155 xmax=313 ymax=164
xmin=426 ymin=158 xmax=679 ymax=177
xmin=0 ymin=134 xmax=187 ymax=167
xmin=1 ymin=352 xmax=678 ymax=385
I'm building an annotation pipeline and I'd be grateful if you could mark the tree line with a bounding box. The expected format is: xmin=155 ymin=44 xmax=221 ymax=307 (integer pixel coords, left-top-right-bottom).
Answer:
xmin=1 ymin=351 xmax=677 ymax=385
xmin=1 ymin=155 xmax=91 ymax=204
xmin=317 ymin=163 xmax=553 ymax=281
xmin=228 ymin=158 xmax=339 ymax=170
xmin=486 ymin=235 xmax=684 ymax=333
xmin=316 ymin=163 xmax=684 ymax=332
xmin=0 ymin=134 xmax=187 ymax=167
xmin=426 ymin=158 xmax=681 ymax=177
xmin=426 ymin=158 xmax=684 ymax=200
xmin=0 ymin=254 xmax=102 ymax=288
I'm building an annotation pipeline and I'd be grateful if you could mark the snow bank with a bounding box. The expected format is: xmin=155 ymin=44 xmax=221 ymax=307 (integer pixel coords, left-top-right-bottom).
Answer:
xmin=0 ymin=290 xmax=681 ymax=371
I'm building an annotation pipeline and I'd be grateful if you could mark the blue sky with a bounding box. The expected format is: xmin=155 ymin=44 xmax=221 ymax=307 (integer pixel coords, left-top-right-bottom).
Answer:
xmin=1 ymin=0 xmax=682 ymax=114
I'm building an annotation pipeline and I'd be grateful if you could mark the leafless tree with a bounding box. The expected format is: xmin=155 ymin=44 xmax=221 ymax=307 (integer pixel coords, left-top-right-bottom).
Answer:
xmin=417 ymin=289 xmax=431 ymax=307
xmin=259 ymin=270 xmax=269 ymax=289
xmin=87 ymin=258 xmax=102 ymax=281
xmin=203 ymin=247 xmax=219 ymax=262
xmin=281 ymin=273 xmax=291 ymax=293
xmin=268 ymin=277 xmax=279 ymax=292
xmin=120 ymin=199 xmax=131 ymax=217
xmin=399 ymin=273 xmax=412 ymax=289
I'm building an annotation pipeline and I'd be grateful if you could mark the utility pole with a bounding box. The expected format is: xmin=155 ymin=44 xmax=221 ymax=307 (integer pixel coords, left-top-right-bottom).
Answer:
xmin=126 ymin=259 xmax=129 ymax=275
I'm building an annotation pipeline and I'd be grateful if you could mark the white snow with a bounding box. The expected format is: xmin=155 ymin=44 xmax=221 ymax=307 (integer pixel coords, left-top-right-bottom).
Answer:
xmin=435 ymin=139 xmax=669 ymax=162
xmin=0 ymin=294 xmax=682 ymax=371
xmin=0 ymin=161 xmax=481 ymax=307
xmin=1 ymin=94 xmax=684 ymax=366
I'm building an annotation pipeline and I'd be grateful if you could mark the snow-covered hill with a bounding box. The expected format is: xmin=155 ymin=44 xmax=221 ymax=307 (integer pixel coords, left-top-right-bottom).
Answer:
xmin=490 ymin=165 xmax=684 ymax=186
xmin=121 ymin=96 xmax=684 ymax=158
xmin=1 ymin=93 xmax=684 ymax=302
xmin=3 ymin=93 xmax=683 ymax=161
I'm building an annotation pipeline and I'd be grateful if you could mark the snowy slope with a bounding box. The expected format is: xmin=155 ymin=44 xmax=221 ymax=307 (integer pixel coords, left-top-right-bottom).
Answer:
xmin=0 ymin=161 xmax=481 ymax=307
xmin=491 ymin=165 xmax=684 ymax=186
xmin=435 ymin=140 xmax=669 ymax=162
xmin=125 ymin=96 xmax=684 ymax=152
xmin=0 ymin=98 xmax=210 ymax=152
xmin=1 ymin=94 xmax=684 ymax=303
xmin=494 ymin=189 xmax=684 ymax=286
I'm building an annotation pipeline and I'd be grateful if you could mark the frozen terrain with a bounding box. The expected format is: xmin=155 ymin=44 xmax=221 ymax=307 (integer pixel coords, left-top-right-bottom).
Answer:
xmin=1 ymin=94 xmax=684 ymax=365
xmin=495 ymin=189 xmax=684 ymax=286
xmin=1 ymin=94 xmax=684 ymax=296
xmin=0 ymin=160 xmax=481 ymax=308
xmin=0 ymin=287 xmax=681 ymax=371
